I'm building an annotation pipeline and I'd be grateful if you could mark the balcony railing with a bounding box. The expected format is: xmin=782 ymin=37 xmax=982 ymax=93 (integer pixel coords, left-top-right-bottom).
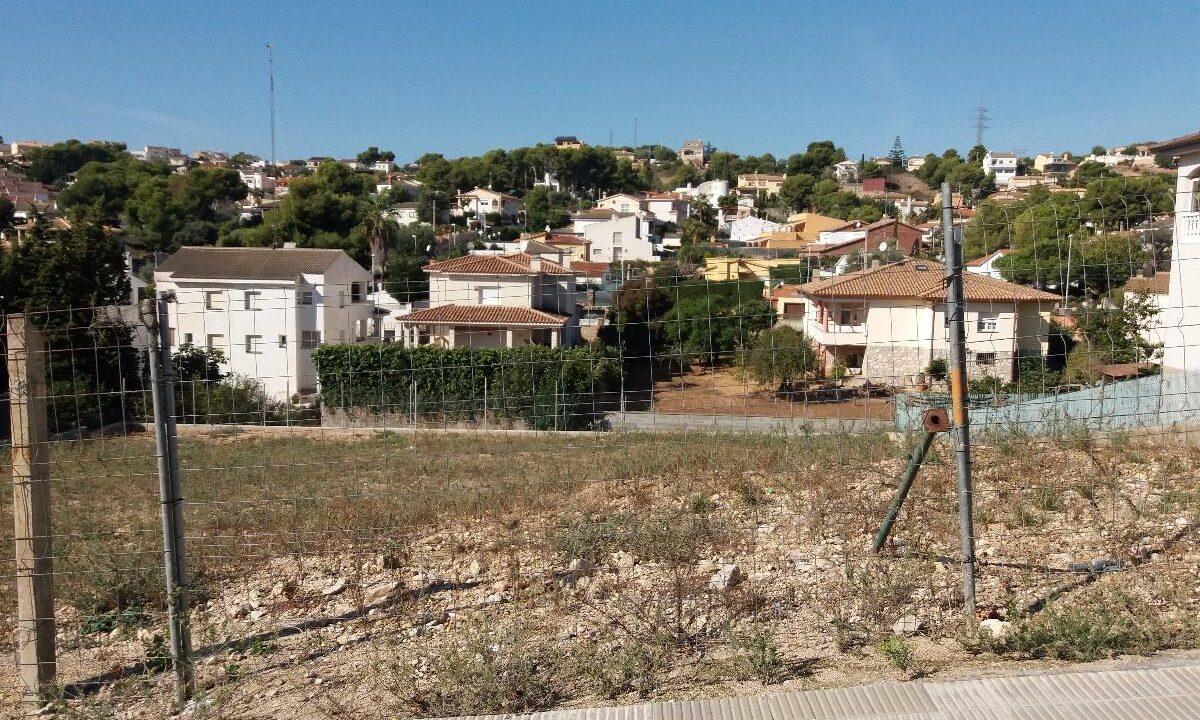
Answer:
xmin=1181 ymin=211 xmax=1200 ymax=243
xmin=825 ymin=322 xmax=864 ymax=334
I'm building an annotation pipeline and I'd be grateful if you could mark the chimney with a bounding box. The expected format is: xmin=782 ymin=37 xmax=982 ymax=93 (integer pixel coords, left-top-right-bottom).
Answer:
xmin=871 ymin=259 xmax=882 ymax=269
xmin=530 ymin=255 xmax=542 ymax=272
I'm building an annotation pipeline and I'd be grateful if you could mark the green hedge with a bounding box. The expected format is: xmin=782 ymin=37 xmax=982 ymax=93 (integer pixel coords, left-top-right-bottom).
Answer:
xmin=314 ymin=344 xmax=619 ymax=430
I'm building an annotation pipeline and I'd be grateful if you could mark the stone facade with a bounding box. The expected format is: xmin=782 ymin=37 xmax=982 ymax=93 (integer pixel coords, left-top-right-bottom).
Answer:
xmin=862 ymin=346 xmax=1015 ymax=386
xmin=863 ymin=345 xmax=926 ymax=385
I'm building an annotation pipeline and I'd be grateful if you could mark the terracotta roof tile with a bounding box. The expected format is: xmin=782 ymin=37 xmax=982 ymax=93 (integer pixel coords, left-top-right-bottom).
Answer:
xmin=1125 ymin=274 xmax=1170 ymax=295
xmin=424 ymin=252 xmax=577 ymax=276
xmin=799 ymin=259 xmax=1059 ymax=303
xmin=402 ymin=305 xmax=569 ymax=326
xmin=571 ymin=261 xmax=610 ymax=276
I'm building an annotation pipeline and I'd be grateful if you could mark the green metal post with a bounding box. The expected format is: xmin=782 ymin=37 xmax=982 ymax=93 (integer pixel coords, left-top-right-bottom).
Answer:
xmin=873 ymin=431 xmax=937 ymax=553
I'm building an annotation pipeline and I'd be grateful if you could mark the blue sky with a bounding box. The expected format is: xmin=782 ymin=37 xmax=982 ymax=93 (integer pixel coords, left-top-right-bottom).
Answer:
xmin=3 ymin=1 xmax=1197 ymax=163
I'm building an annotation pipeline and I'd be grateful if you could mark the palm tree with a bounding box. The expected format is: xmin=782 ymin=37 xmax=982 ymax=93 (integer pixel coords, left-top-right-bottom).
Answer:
xmin=361 ymin=205 xmax=396 ymax=282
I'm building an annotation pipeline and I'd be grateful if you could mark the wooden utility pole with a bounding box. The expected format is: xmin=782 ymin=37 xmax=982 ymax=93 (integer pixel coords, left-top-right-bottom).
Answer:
xmin=7 ymin=314 xmax=56 ymax=702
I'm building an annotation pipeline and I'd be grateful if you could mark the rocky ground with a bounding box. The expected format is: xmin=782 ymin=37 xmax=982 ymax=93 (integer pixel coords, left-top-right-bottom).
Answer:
xmin=3 ymin=427 xmax=1200 ymax=718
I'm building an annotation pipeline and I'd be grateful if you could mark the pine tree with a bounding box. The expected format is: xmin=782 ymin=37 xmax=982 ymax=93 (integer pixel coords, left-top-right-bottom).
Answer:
xmin=888 ymin=136 xmax=906 ymax=166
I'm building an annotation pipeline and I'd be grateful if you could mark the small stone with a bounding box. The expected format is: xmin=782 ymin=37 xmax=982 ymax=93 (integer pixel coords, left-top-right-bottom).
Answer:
xmin=249 ymin=609 xmax=267 ymax=621
xmin=322 ymin=578 xmax=347 ymax=596
xmin=1177 ymin=516 xmax=1192 ymax=529
xmin=365 ymin=581 xmax=399 ymax=604
xmin=563 ymin=558 xmax=594 ymax=586
xmin=466 ymin=558 xmax=484 ymax=577
xmin=979 ymin=618 xmax=1014 ymax=640
xmin=611 ymin=550 xmax=637 ymax=569
xmin=892 ymin=614 xmax=924 ymax=635
xmin=484 ymin=593 xmax=503 ymax=604
xmin=709 ymin=563 xmax=742 ymax=591
xmin=1090 ymin=557 xmax=1120 ymax=573
xmin=136 ymin=628 xmax=155 ymax=643
xmin=1046 ymin=553 xmax=1073 ymax=569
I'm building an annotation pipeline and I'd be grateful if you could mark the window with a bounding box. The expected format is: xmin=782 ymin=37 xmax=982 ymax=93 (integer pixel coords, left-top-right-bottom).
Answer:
xmin=383 ymin=329 xmax=396 ymax=342
xmin=298 ymin=290 xmax=314 ymax=306
xmin=245 ymin=335 xmax=262 ymax=354
xmin=612 ymin=232 xmax=623 ymax=244
xmin=350 ymin=282 xmax=364 ymax=303
xmin=183 ymin=332 xmax=194 ymax=345
xmin=977 ymin=313 xmax=998 ymax=333
xmin=206 ymin=334 xmax=225 ymax=351
xmin=612 ymin=247 xmax=623 ymax=262
xmin=479 ymin=286 xmax=502 ymax=305
xmin=976 ymin=352 xmax=996 ymax=366
xmin=244 ymin=291 xmax=260 ymax=310
xmin=620 ymin=203 xmax=630 ymax=212
xmin=784 ymin=303 xmax=805 ymax=316
xmin=338 ymin=290 xmax=346 ymax=308
xmin=300 ymin=331 xmax=321 ymax=349
xmin=278 ymin=335 xmax=287 ymax=348
xmin=205 ymin=291 xmax=224 ymax=310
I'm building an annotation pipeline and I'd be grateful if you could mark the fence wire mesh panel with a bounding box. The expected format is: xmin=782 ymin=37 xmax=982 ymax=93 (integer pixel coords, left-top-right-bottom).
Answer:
xmin=4 ymin=174 xmax=1200 ymax=719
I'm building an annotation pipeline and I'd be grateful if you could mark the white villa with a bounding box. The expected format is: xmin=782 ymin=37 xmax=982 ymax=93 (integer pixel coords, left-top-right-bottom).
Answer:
xmin=451 ymin=187 xmax=519 ymax=224
xmin=982 ymin=151 xmax=1018 ymax=188
xmin=154 ymin=246 xmax=375 ymax=398
xmin=570 ymin=208 xmax=657 ymax=262
xmin=793 ymin=259 xmax=1059 ymax=385
xmin=398 ymin=252 xmax=581 ymax=349
xmin=1149 ymin=130 xmax=1200 ymax=372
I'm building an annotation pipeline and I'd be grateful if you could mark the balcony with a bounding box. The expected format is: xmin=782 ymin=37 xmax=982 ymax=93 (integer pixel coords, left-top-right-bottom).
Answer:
xmin=1181 ymin=211 xmax=1200 ymax=244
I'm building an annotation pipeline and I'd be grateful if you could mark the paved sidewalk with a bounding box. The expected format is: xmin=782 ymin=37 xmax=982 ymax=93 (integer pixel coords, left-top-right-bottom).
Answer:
xmin=448 ymin=656 xmax=1200 ymax=719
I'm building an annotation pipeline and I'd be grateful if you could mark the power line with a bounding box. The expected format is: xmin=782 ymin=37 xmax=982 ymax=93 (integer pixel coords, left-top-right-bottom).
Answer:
xmin=972 ymin=104 xmax=990 ymax=148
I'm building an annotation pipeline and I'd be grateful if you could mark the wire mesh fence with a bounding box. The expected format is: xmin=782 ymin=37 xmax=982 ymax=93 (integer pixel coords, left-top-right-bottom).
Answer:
xmin=3 ymin=179 xmax=1200 ymax=717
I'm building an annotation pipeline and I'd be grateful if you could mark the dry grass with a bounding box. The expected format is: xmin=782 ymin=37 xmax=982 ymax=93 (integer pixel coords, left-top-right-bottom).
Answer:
xmin=2 ymin=427 xmax=1200 ymax=717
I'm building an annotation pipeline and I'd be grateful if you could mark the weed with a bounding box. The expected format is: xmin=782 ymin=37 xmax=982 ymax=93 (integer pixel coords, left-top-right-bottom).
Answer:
xmin=733 ymin=627 xmax=785 ymax=684
xmin=144 ymin=634 xmax=170 ymax=674
xmin=578 ymin=633 xmax=667 ymax=698
xmin=391 ymin=621 xmax=566 ymax=716
xmin=988 ymin=592 xmax=1179 ymax=662
xmin=686 ymin=492 xmax=715 ymax=514
xmin=878 ymin=636 xmax=915 ymax=672
xmin=81 ymin=606 xmax=151 ymax=635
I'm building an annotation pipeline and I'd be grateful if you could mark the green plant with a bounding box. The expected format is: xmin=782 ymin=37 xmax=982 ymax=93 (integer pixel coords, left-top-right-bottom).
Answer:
xmin=81 ymin=606 xmax=151 ymax=635
xmin=968 ymin=374 xmax=1004 ymax=396
xmin=393 ymin=622 xmax=566 ymax=716
xmin=988 ymin=593 xmax=1176 ymax=662
xmin=579 ymin=635 xmax=666 ymax=698
xmin=830 ymin=360 xmax=848 ymax=383
xmin=145 ymin=634 xmax=170 ymax=674
xmin=686 ymin=493 xmax=715 ymax=514
xmin=735 ymin=628 xmax=784 ymax=684
xmin=924 ymin=358 xmax=948 ymax=381
xmin=314 ymin=344 xmax=618 ymax=430
xmin=878 ymin=636 xmax=915 ymax=672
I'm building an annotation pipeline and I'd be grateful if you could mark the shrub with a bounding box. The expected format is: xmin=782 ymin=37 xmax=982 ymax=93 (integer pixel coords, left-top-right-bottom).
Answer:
xmin=878 ymin=636 xmax=915 ymax=672
xmin=746 ymin=326 xmax=818 ymax=390
xmin=578 ymin=634 xmax=666 ymax=698
xmin=924 ymin=358 xmax=948 ymax=381
xmin=314 ymin=344 xmax=618 ymax=430
xmin=987 ymin=593 xmax=1178 ymax=662
xmin=734 ymin=628 xmax=784 ymax=684
xmin=392 ymin=622 xmax=566 ymax=716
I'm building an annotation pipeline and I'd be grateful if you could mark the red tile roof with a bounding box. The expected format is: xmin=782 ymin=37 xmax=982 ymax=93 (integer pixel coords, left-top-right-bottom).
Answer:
xmin=799 ymin=259 xmax=1059 ymax=303
xmin=424 ymin=252 xmax=576 ymax=276
xmin=402 ymin=305 xmax=569 ymax=326
xmin=571 ymin=261 xmax=610 ymax=276
xmin=1125 ymin=274 xmax=1170 ymax=295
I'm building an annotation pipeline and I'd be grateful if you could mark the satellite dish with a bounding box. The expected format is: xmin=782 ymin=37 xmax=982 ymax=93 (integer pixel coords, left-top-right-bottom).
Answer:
xmin=878 ymin=241 xmax=889 ymax=253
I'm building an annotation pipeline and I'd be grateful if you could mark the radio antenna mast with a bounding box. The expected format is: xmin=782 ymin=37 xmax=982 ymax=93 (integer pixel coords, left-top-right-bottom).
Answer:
xmin=267 ymin=43 xmax=277 ymax=167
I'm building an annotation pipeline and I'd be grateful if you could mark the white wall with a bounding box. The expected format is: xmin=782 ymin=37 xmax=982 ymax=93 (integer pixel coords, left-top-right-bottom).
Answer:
xmin=583 ymin=213 xmax=656 ymax=262
xmin=1160 ymin=150 xmax=1200 ymax=371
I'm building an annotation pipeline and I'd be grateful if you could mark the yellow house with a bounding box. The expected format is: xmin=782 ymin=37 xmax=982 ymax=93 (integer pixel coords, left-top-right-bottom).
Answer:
xmin=741 ymin=212 xmax=845 ymax=249
xmin=702 ymin=257 xmax=809 ymax=282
